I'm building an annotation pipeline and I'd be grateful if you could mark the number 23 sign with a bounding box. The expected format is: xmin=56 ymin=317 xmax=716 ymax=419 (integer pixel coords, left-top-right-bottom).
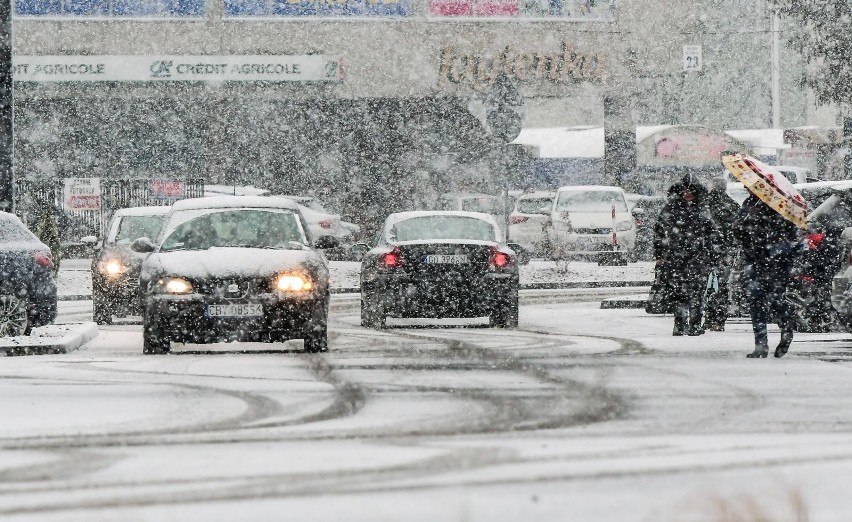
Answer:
xmin=683 ymin=44 xmax=702 ymax=72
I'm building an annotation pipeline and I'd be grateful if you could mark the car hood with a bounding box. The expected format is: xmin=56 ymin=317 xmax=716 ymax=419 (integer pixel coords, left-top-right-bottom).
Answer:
xmin=144 ymin=247 xmax=325 ymax=279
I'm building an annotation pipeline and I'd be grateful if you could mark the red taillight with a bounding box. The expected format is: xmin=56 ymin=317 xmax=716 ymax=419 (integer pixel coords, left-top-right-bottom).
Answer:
xmin=489 ymin=246 xmax=513 ymax=270
xmin=509 ymin=215 xmax=529 ymax=224
xmin=806 ymin=233 xmax=825 ymax=250
xmin=380 ymin=247 xmax=402 ymax=268
xmin=33 ymin=252 xmax=54 ymax=270
xmin=318 ymin=220 xmax=333 ymax=229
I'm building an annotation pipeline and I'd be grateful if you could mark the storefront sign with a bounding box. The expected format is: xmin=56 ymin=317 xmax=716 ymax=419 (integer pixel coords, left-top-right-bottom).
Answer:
xmin=429 ymin=0 xmax=613 ymax=18
xmin=13 ymin=55 xmax=342 ymax=83
xmin=63 ymin=178 xmax=101 ymax=211
xmin=15 ymin=0 xmax=204 ymax=17
xmin=149 ymin=179 xmax=186 ymax=199
xmin=226 ymin=0 xmax=409 ymax=16
xmin=438 ymin=43 xmax=605 ymax=89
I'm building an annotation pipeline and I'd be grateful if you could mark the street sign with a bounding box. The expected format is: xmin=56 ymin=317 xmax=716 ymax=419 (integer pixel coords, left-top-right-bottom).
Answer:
xmin=63 ymin=178 xmax=101 ymax=211
xmin=683 ymin=44 xmax=702 ymax=72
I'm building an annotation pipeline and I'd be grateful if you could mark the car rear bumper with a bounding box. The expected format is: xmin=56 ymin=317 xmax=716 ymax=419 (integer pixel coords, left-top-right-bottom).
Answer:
xmin=366 ymin=273 xmax=518 ymax=318
xmin=146 ymin=293 xmax=327 ymax=343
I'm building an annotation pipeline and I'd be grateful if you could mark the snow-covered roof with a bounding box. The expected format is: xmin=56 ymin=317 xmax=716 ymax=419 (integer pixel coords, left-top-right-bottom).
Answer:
xmin=556 ymin=185 xmax=625 ymax=193
xmin=171 ymin=196 xmax=300 ymax=211
xmin=112 ymin=206 xmax=171 ymax=217
xmin=204 ymin=185 xmax=270 ymax=197
xmin=513 ymin=126 xmax=788 ymax=159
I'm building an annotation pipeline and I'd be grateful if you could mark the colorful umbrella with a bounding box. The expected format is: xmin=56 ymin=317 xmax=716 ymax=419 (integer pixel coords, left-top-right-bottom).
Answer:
xmin=721 ymin=151 xmax=808 ymax=229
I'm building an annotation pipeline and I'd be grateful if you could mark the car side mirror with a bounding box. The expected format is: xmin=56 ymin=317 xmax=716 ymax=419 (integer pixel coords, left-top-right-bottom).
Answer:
xmin=314 ymin=235 xmax=340 ymax=250
xmin=130 ymin=238 xmax=156 ymax=253
xmin=350 ymin=243 xmax=369 ymax=261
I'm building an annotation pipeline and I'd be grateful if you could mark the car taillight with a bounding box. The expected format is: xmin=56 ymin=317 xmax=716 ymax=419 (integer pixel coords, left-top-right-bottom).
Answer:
xmin=33 ymin=252 xmax=54 ymax=270
xmin=509 ymin=215 xmax=528 ymax=224
xmin=380 ymin=247 xmax=402 ymax=269
xmin=806 ymin=233 xmax=825 ymax=250
xmin=319 ymin=220 xmax=333 ymax=229
xmin=489 ymin=246 xmax=513 ymax=270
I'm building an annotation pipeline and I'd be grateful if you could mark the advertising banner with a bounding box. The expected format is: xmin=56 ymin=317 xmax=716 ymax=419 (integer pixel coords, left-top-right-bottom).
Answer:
xmin=225 ymin=0 xmax=409 ymax=16
xmin=13 ymin=55 xmax=342 ymax=83
xmin=429 ymin=0 xmax=613 ymax=18
xmin=15 ymin=0 xmax=205 ymax=17
xmin=63 ymin=178 xmax=101 ymax=211
xmin=149 ymin=179 xmax=187 ymax=200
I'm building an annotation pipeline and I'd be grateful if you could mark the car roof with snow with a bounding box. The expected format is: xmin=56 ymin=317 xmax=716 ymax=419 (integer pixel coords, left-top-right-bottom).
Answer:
xmin=112 ymin=206 xmax=171 ymax=217
xmin=170 ymin=196 xmax=301 ymax=212
xmin=556 ymin=185 xmax=626 ymax=193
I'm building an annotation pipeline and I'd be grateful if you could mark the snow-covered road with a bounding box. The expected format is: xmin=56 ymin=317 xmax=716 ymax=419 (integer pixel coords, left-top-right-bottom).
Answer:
xmin=3 ymin=291 xmax=852 ymax=521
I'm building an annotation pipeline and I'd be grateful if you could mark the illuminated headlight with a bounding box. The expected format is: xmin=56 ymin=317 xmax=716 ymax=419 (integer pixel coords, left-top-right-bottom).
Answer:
xmin=99 ymin=259 xmax=127 ymax=276
xmin=616 ymin=220 xmax=634 ymax=232
xmin=157 ymin=277 xmax=193 ymax=294
xmin=274 ymin=272 xmax=314 ymax=293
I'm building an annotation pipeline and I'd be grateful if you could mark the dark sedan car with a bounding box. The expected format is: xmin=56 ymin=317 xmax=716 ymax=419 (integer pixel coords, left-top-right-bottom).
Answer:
xmin=91 ymin=206 xmax=169 ymax=324
xmin=360 ymin=211 xmax=519 ymax=328
xmin=133 ymin=196 xmax=337 ymax=354
xmin=0 ymin=212 xmax=57 ymax=336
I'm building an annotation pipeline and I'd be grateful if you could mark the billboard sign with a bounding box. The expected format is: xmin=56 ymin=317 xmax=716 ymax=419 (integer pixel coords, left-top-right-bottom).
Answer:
xmin=149 ymin=179 xmax=187 ymax=200
xmin=15 ymin=0 xmax=204 ymax=17
xmin=63 ymin=178 xmax=101 ymax=211
xmin=429 ymin=0 xmax=613 ymax=18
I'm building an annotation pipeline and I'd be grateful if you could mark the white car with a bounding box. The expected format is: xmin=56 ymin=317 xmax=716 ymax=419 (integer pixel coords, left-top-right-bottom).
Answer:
xmin=508 ymin=191 xmax=554 ymax=256
xmin=546 ymin=185 xmax=635 ymax=263
xmin=438 ymin=193 xmax=507 ymax=239
xmin=278 ymin=195 xmax=360 ymax=244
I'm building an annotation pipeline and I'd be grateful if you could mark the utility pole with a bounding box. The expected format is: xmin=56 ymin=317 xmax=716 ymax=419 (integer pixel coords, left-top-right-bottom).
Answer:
xmin=771 ymin=10 xmax=781 ymax=128
xmin=0 ymin=0 xmax=11 ymax=213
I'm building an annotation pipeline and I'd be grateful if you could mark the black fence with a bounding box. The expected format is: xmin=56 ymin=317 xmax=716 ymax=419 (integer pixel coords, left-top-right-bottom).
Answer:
xmin=14 ymin=178 xmax=205 ymax=240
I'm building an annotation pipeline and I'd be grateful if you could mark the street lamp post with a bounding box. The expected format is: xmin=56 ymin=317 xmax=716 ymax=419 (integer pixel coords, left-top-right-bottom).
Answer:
xmin=0 ymin=0 xmax=11 ymax=213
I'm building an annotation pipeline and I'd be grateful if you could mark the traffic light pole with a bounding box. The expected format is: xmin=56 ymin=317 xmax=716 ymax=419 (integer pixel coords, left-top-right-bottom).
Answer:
xmin=0 ymin=0 xmax=11 ymax=213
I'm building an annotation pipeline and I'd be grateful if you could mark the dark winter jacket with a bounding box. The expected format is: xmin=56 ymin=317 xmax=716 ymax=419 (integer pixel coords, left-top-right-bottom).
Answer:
xmin=653 ymin=181 xmax=720 ymax=268
xmin=706 ymin=190 xmax=740 ymax=257
xmin=733 ymin=194 xmax=800 ymax=267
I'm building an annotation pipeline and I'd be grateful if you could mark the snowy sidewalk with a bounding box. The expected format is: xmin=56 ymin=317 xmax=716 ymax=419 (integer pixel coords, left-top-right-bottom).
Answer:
xmin=57 ymin=258 xmax=655 ymax=300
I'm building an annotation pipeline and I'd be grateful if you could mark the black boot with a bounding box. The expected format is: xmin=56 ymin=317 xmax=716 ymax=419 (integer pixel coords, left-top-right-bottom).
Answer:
xmin=747 ymin=344 xmax=769 ymax=358
xmin=775 ymin=331 xmax=793 ymax=358
xmin=673 ymin=307 xmax=687 ymax=336
xmin=686 ymin=305 xmax=705 ymax=336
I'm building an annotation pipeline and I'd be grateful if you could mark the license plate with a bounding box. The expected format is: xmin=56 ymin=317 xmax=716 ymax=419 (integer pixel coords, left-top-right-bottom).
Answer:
xmin=205 ymin=304 xmax=264 ymax=318
xmin=424 ymin=254 xmax=469 ymax=265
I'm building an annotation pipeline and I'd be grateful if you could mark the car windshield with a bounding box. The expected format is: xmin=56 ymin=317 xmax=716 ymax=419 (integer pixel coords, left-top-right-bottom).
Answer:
xmin=113 ymin=215 xmax=166 ymax=244
xmin=0 ymin=219 xmax=33 ymax=243
xmin=160 ymin=209 xmax=305 ymax=252
xmin=556 ymin=190 xmax=628 ymax=212
xmin=390 ymin=216 xmax=495 ymax=242
xmin=516 ymin=197 xmax=553 ymax=215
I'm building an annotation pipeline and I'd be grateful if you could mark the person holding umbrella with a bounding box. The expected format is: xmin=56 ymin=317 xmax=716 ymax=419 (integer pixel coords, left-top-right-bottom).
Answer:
xmin=723 ymin=152 xmax=807 ymax=358
xmin=653 ymin=176 xmax=720 ymax=336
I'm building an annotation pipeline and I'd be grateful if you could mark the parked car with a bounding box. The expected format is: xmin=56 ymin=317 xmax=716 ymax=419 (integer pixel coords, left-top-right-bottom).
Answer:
xmin=0 ymin=212 xmax=57 ymax=336
xmin=359 ymin=211 xmax=519 ymax=328
xmin=508 ymin=191 xmax=555 ymax=258
xmin=133 ymin=196 xmax=338 ymax=354
xmin=546 ymin=185 xmax=635 ymax=264
xmin=626 ymin=194 xmax=666 ymax=262
xmin=278 ymin=195 xmax=361 ymax=259
xmin=89 ymin=206 xmax=170 ymax=324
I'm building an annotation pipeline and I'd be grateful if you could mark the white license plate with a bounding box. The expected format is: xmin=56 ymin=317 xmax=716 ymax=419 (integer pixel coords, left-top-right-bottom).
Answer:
xmin=424 ymin=254 xmax=469 ymax=265
xmin=205 ymin=304 xmax=264 ymax=318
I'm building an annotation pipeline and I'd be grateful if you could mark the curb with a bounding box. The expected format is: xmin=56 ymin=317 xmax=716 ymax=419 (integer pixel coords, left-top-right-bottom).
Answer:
xmin=600 ymin=296 xmax=648 ymax=310
xmin=1 ymin=322 xmax=99 ymax=356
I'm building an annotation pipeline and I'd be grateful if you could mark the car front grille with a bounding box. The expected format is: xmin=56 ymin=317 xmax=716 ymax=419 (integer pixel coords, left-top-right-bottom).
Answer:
xmin=194 ymin=277 xmax=270 ymax=299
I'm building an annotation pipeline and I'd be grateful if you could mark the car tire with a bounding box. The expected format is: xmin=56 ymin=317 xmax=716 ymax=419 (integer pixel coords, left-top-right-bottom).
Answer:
xmin=92 ymin=288 xmax=113 ymax=325
xmin=142 ymin=313 xmax=170 ymax=355
xmin=304 ymin=323 xmax=329 ymax=353
xmin=489 ymin=297 xmax=519 ymax=328
xmin=360 ymin=294 xmax=386 ymax=329
xmin=0 ymin=293 xmax=29 ymax=337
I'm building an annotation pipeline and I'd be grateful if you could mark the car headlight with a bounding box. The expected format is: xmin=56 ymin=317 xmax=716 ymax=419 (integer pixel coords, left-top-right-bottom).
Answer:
xmin=99 ymin=259 xmax=127 ymax=277
xmin=274 ymin=272 xmax=314 ymax=293
xmin=616 ymin=220 xmax=634 ymax=232
xmin=156 ymin=277 xmax=193 ymax=294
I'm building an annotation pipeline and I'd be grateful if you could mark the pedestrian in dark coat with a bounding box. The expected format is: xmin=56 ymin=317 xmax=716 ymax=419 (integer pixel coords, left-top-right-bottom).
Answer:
xmin=653 ymin=177 xmax=720 ymax=336
xmin=733 ymin=193 xmax=801 ymax=358
xmin=704 ymin=176 xmax=741 ymax=331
